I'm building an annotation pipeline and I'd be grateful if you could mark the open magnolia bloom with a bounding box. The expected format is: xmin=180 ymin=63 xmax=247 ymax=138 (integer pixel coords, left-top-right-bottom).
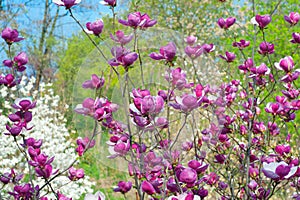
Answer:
xmin=262 ymin=161 xmax=298 ymax=180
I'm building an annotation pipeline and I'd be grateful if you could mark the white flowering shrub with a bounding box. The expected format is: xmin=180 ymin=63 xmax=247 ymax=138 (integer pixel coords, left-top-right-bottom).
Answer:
xmin=0 ymin=77 xmax=94 ymax=199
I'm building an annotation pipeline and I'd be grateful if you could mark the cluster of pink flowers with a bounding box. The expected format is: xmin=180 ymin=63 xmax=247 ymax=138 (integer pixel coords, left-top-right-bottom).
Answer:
xmin=2 ymin=0 xmax=300 ymax=199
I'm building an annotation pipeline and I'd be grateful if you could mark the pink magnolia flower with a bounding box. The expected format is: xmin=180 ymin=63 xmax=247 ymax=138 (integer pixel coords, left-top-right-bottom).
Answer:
xmin=118 ymin=12 xmax=157 ymax=29
xmin=165 ymin=68 xmax=194 ymax=90
xmin=275 ymin=56 xmax=294 ymax=73
xmin=52 ymin=0 xmax=81 ymax=9
xmin=184 ymin=45 xmax=203 ymax=59
xmin=284 ymin=12 xmax=300 ymax=26
xmin=219 ymin=51 xmax=236 ymax=62
xmin=108 ymin=46 xmax=138 ymax=68
xmin=179 ymin=168 xmax=197 ymax=186
xmin=1 ymin=27 xmax=24 ymax=45
xmin=251 ymin=14 xmax=272 ymax=29
xmin=217 ymin=17 xmax=236 ymax=29
xmin=12 ymin=98 xmax=36 ymax=111
xmin=204 ymin=172 xmax=219 ymax=185
xmin=107 ymin=134 xmax=130 ymax=158
xmin=141 ymin=180 xmax=156 ymax=195
xmin=68 ymin=167 xmax=85 ymax=181
xmin=275 ymin=144 xmax=291 ymax=156
xmin=258 ymin=41 xmax=274 ymax=55
xmin=9 ymin=183 xmax=34 ymax=199
xmin=86 ymin=19 xmax=104 ymax=36
xmin=248 ymin=180 xmax=258 ymax=191
xmin=113 ymin=181 xmax=132 ymax=194
xmin=185 ymin=35 xmax=197 ymax=46
xmin=14 ymin=52 xmax=28 ymax=72
xmin=290 ymin=32 xmax=300 ymax=44
xmin=262 ymin=161 xmax=297 ymax=180
xmin=232 ymin=39 xmax=250 ymax=49
xmin=100 ymin=0 xmax=116 ymax=7
xmin=202 ymin=43 xmax=215 ymax=53
xmin=265 ymin=102 xmax=283 ymax=115
xmin=3 ymin=52 xmax=28 ymax=72
xmin=169 ymin=93 xmax=201 ymax=113
xmin=149 ymin=42 xmax=177 ymax=62
xmin=238 ymin=58 xmax=254 ymax=72
xmin=0 ymin=74 xmax=20 ymax=88
xmin=82 ymin=74 xmax=105 ymax=89
xmin=76 ymin=137 xmax=96 ymax=156
xmin=110 ymin=30 xmax=133 ymax=45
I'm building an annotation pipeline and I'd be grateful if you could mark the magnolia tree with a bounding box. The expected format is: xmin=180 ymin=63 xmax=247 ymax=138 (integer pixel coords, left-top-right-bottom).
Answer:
xmin=1 ymin=0 xmax=300 ymax=199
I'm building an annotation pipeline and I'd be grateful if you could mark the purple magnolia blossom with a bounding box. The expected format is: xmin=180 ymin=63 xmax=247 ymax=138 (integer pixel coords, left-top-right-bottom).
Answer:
xmin=185 ymin=35 xmax=197 ymax=46
xmin=218 ymin=182 xmax=228 ymax=190
xmin=1 ymin=27 xmax=24 ymax=45
xmin=12 ymin=98 xmax=36 ymax=112
xmin=219 ymin=51 xmax=236 ymax=62
xmin=217 ymin=17 xmax=236 ymax=29
xmin=232 ymin=39 xmax=250 ymax=49
xmin=82 ymin=74 xmax=105 ymax=89
xmin=8 ymin=183 xmax=34 ymax=199
xmin=86 ymin=19 xmax=104 ymax=36
xmin=113 ymin=181 xmax=132 ymax=194
xmin=284 ymin=12 xmax=300 ymax=26
xmin=258 ymin=41 xmax=274 ymax=55
xmin=118 ymin=12 xmax=157 ymax=29
xmin=35 ymin=164 xmax=53 ymax=178
xmin=204 ymin=172 xmax=219 ymax=185
xmin=179 ymin=168 xmax=197 ymax=186
xmin=251 ymin=14 xmax=272 ymax=29
xmin=52 ymin=0 xmax=81 ymax=9
xmin=0 ymin=169 xmax=23 ymax=184
xmin=0 ymin=74 xmax=20 ymax=88
xmin=262 ymin=161 xmax=298 ymax=180
xmin=275 ymin=56 xmax=294 ymax=72
xmin=74 ymin=97 xmax=118 ymax=121
xmin=108 ymin=46 xmax=138 ymax=68
xmin=214 ymin=154 xmax=227 ymax=164
xmin=110 ymin=30 xmax=133 ymax=45
xmin=268 ymin=122 xmax=280 ymax=136
xmin=68 ymin=167 xmax=84 ymax=181
xmin=249 ymin=63 xmax=270 ymax=77
xmin=265 ymin=102 xmax=283 ymax=115
xmin=202 ymin=43 xmax=215 ymax=53
xmin=130 ymin=94 xmax=164 ymax=116
xmin=184 ymin=45 xmax=203 ymax=59
xmin=165 ymin=67 xmax=193 ymax=90
xmin=100 ymin=0 xmax=116 ymax=7
xmin=107 ymin=134 xmax=130 ymax=158
xmin=275 ymin=144 xmax=291 ymax=156
xmin=238 ymin=58 xmax=254 ymax=72
xmin=248 ymin=180 xmax=258 ymax=191
xmin=188 ymin=160 xmax=209 ymax=174
xmin=84 ymin=191 xmax=105 ymax=200
xmin=130 ymin=92 xmax=164 ymax=128
xmin=76 ymin=137 xmax=96 ymax=156
xmin=169 ymin=93 xmax=201 ymax=113
xmin=3 ymin=52 xmax=29 ymax=72
xmin=291 ymin=32 xmax=300 ymax=44
xmin=141 ymin=180 xmax=156 ymax=195
xmin=149 ymin=42 xmax=177 ymax=62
